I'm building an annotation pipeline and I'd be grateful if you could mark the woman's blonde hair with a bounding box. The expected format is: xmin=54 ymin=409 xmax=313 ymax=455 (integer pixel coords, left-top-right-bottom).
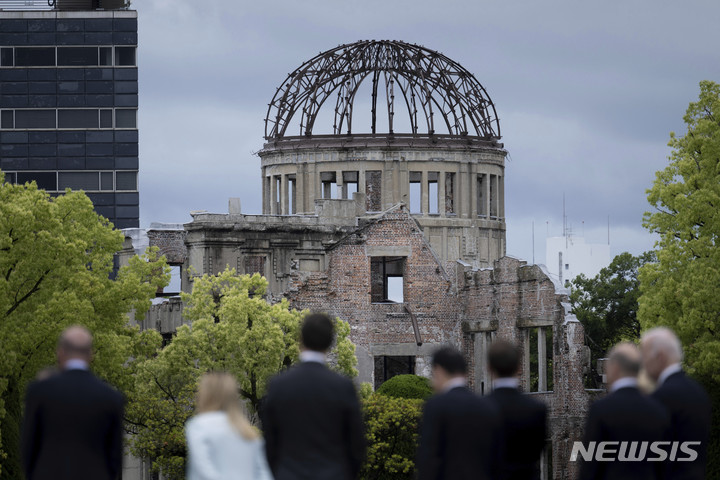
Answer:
xmin=195 ymin=372 xmax=258 ymax=440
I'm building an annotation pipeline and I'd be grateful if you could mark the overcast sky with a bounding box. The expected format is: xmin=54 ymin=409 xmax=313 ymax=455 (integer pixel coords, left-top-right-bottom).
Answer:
xmin=134 ymin=0 xmax=720 ymax=267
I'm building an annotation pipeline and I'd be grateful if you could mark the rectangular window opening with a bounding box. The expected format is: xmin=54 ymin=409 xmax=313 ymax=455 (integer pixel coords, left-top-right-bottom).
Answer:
xmin=15 ymin=47 xmax=55 ymax=67
xmin=409 ymin=171 xmax=422 ymax=214
xmin=527 ymin=326 xmax=553 ymax=392
xmin=17 ymin=172 xmax=57 ymax=191
xmin=490 ymin=174 xmax=498 ymax=218
xmin=1 ymin=110 xmax=14 ymax=129
xmin=373 ymin=355 xmax=416 ymax=390
xmin=370 ymin=256 xmax=405 ymax=303
xmin=320 ymin=171 xmax=336 ymax=199
xmin=288 ymin=175 xmax=296 ymax=214
xmin=0 ymin=48 xmax=14 ymax=67
xmin=114 ymin=47 xmax=136 ymax=66
xmin=428 ymin=171 xmax=439 ymax=214
xmin=477 ymin=174 xmax=487 ymax=217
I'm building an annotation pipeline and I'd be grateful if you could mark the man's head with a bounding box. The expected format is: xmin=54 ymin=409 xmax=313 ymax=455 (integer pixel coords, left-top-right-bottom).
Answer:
xmin=487 ymin=339 xmax=521 ymax=379
xmin=605 ymin=342 xmax=641 ymax=387
xmin=56 ymin=325 xmax=93 ymax=368
xmin=640 ymin=327 xmax=683 ymax=382
xmin=301 ymin=313 xmax=334 ymax=353
xmin=430 ymin=346 xmax=466 ymax=392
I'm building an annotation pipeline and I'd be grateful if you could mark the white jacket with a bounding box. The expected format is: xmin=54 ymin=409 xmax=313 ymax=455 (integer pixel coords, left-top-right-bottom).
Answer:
xmin=185 ymin=411 xmax=273 ymax=480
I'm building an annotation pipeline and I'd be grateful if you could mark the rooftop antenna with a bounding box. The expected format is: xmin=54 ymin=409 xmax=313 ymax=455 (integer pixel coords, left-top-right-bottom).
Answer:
xmin=607 ymin=215 xmax=610 ymax=245
xmin=563 ymin=193 xmax=568 ymax=248
xmin=532 ymin=221 xmax=535 ymax=264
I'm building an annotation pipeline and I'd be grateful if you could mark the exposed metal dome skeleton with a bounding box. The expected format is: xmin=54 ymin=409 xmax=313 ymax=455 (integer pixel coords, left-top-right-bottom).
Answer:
xmin=265 ymin=40 xmax=501 ymax=140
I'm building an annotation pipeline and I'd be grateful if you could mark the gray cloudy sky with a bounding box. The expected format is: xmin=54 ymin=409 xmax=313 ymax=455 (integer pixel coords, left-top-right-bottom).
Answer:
xmin=134 ymin=0 xmax=720 ymax=266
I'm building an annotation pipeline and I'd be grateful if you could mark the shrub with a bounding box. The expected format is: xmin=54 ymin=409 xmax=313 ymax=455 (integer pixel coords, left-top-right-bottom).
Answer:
xmin=361 ymin=393 xmax=423 ymax=480
xmin=376 ymin=374 xmax=432 ymax=400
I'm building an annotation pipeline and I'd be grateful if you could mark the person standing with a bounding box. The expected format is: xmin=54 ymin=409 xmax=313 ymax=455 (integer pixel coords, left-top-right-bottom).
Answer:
xmin=640 ymin=328 xmax=711 ymax=480
xmin=21 ymin=326 xmax=125 ymax=480
xmin=487 ymin=340 xmax=547 ymax=480
xmin=186 ymin=372 xmax=273 ymax=480
xmin=580 ymin=342 xmax=670 ymax=480
xmin=261 ymin=313 xmax=365 ymax=480
xmin=416 ymin=346 xmax=503 ymax=480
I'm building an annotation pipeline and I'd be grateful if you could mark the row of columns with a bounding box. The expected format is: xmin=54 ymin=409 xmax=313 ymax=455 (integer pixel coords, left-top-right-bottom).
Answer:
xmin=262 ymin=164 xmax=505 ymax=218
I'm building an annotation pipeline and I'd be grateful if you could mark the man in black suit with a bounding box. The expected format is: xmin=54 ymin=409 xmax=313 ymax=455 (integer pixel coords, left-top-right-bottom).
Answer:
xmin=487 ymin=340 xmax=547 ymax=480
xmin=640 ymin=328 xmax=711 ymax=480
xmin=21 ymin=326 xmax=125 ymax=480
xmin=580 ymin=342 xmax=670 ymax=480
xmin=262 ymin=312 xmax=365 ymax=480
xmin=417 ymin=346 xmax=503 ymax=480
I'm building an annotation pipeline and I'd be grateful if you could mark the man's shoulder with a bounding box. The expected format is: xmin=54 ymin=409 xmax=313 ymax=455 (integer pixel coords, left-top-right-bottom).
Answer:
xmin=653 ymin=372 xmax=710 ymax=408
xmin=489 ymin=388 xmax=546 ymax=414
xmin=270 ymin=362 xmax=353 ymax=390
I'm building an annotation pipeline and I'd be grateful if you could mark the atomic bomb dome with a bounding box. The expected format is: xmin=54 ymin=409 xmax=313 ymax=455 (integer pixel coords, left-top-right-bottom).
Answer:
xmin=138 ymin=41 xmax=591 ymax=480
xmin=264 ymin=40 xmax=501 ymax=139
xmin=260 ymin=40 xmax=507 ymax=267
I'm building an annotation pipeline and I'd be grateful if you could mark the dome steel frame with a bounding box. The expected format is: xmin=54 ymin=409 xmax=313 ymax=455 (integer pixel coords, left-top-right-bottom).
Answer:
xmin=265 ymin=40 xmax=501 ymax=140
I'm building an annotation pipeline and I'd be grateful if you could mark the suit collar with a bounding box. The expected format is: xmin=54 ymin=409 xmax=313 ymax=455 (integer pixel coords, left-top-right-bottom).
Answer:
xmin=610 ymin=376 xmax=638 ymax=393
xmin=441 ymin=377 xmax=467 ymax=393
xmin=492 ymin=377 xmax=519 ymax=390
xmin=657 ymin=363 xmax=682 ymax=387
xmin=299 ymin=350 xmax=326 ymax=364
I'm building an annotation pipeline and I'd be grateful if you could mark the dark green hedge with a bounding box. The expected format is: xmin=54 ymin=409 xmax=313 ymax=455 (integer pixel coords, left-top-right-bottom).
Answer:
xmin=376 ymin=374 xmax=432 ymax=400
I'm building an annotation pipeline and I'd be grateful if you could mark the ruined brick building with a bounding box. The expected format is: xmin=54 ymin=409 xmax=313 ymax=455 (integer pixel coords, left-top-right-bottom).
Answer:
xmin=134 ymin=40 xmax=597 ymax=479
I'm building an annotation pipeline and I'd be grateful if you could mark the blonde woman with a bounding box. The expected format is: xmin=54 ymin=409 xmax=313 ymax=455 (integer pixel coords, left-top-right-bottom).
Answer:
xmin=186 ymin=372 xmax=273 ymax=480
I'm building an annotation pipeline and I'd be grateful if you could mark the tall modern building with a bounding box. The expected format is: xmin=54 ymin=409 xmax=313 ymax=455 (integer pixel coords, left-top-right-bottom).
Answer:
xmin=0 ymin=0 xmax=138 ymax=229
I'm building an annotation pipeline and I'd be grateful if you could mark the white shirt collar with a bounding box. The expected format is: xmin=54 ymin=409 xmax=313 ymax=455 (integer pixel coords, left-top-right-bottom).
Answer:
xmin=657 ymin=363 xmax=682 ymax=387
xmin=299 ymin=350 xmax=326 ymax=364
xmin=64 ymin=359 xmax=89 ymax=371
xmin=493 ymin=377 xmax=519 ymax=390
xmin=442 ymin=377 xmax=467 ymax=393
xmin=610 ymin=376 xmax=638 ymax=393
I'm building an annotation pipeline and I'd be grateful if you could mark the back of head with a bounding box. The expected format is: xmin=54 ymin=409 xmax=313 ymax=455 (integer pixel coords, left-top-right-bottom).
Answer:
xmin=640 ymin=327 xmax=683 ymax=381
xmin=57 ymin=325 xmax=93 ymax=367
xmin=432 ymin=346 xmax=467 ymax=376
xmin=607 ymin=342 xmax=641 ymax=379
xmin=487 ymin=340 xmax=520 ymax=378
xmin=196 ymin=372 xmax=257 ymax=440
xmin=301 ymin=312 xmax=334 ymax=352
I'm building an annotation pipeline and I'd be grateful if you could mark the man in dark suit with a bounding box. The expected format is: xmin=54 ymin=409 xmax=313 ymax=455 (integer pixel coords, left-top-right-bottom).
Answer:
xmin=641 ymin=328 xmax=711 ymax=480
xmin=21 ymin=326 xmax=125 ymax=480
xmin=487 ymin=340 xmax=547 ymax=480
xmin=417 ymin=346 xmax=503 ymax=480
xmin=262 ymin=312 xmax=365 ymax=480
xmin=580 ymin=342 xmax=670 ymax=480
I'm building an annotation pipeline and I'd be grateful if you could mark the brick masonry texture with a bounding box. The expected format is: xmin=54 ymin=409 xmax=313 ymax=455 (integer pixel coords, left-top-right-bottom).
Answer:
xmin=140 ymin=203 xmax=596 ymax=480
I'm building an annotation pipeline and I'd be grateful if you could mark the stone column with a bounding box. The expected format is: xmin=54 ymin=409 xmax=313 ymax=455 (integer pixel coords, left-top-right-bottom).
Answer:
xmin=296 ymin=164 xmax=306 ymax=214
xmin=470 ymin=164 xmax=478 ymax=218
xmin=270 ymin=175 xmax=278 ymax=215
xmin=438 ymin=171 xmax=446 ymax=218
xmin=523 ymin=328 xmax=531 ymax=390
xmin=421 ymin=170 xmax=429 ymax=215
xmin=281 ymin=174 xmax=289 ymax=215
xmin=538 ymin=327 xmax=547 ymax=391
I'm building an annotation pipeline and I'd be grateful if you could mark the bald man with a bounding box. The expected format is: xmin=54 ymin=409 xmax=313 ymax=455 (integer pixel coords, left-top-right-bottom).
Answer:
xmin=641 ymin=328 xmax=711 ymax=480
xmin=21 ymin=326 xmax=125 ymax=480
xmin=579 ymin=342 xmax=670 ymax=480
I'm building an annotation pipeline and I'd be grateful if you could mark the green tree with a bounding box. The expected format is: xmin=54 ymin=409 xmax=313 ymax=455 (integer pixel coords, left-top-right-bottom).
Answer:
xmin=361 ymin=393 xmax=423 ymax=480
xmin=638 ymin=81 xmax=720 ymax=476
xmin=126 ymin=267 xmax=358 ymax=478
xmin=0 ymin=173 xmax=169 ymax=478
xmin=571 ymin=251 xmax=655 ymax=384
xmin=638 ymin=80 xmax=720 ymax=381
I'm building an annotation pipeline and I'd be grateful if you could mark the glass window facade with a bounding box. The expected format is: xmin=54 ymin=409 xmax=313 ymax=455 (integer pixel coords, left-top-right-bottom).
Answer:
xmin=0 ymin=12 xmax=139 ymax=229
